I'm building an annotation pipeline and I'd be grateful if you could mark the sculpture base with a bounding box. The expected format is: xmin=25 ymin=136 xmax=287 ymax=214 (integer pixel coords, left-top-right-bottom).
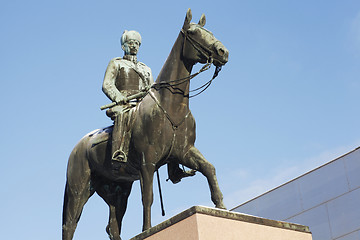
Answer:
xmin=130 ymin=206 xmax=312 ymax=240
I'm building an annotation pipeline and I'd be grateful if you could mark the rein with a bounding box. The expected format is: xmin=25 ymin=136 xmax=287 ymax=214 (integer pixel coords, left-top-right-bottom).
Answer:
xmin=151 ymin=61 xmax=213 ymax=97
xmin=188 ymin=64 xmax=222 ymax=98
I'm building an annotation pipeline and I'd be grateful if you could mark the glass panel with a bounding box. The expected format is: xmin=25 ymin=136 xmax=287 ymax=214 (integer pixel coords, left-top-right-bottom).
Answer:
xmin=298 ymin=158 xmax=349 ymax=210
xmin=344 ymin=149 xmax=360 ymax=190
xmin=248 ymin=181 xmax=302 ymax=220
xmin=286 ymin=204 xmax=332 ymax=240
xmin=232 ymin=199 xmax=258 ymax=217
xmin=335 ymin=231 xmax=360 ymax=240
xmin=327 ymin=188 xmax=360 ymax=239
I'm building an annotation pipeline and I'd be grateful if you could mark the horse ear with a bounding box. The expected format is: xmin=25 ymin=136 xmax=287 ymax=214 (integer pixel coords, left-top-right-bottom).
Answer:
xmin=183 ymin=8 xmax=192 ymax=30
xmin=198 ymin=14 xmax=206 ymax=27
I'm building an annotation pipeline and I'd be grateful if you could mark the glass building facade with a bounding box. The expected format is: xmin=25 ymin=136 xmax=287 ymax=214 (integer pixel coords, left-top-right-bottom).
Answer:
xmin=232 ymin=147 xmax=360 ymax=240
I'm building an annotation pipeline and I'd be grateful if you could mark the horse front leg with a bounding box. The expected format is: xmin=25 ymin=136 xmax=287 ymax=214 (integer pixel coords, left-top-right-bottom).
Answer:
xmin=139 ymin=152 xmax=156 ymax=231
xmin=182 ymin=146 xmax=226 ymax=209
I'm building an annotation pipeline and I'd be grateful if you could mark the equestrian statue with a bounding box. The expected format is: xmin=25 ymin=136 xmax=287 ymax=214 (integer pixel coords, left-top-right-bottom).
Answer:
xmin=62 ymin=8 xmax=229 ymax=240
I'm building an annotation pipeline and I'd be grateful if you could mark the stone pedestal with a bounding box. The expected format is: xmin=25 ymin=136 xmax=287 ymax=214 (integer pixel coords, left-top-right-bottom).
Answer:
xmin=130 ymin=206 xmax=312 ymax=240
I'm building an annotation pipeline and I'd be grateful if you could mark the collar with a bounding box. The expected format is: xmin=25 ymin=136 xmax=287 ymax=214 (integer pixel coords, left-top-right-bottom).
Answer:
xmin=123 ymin=55 xmax=138 ymax=63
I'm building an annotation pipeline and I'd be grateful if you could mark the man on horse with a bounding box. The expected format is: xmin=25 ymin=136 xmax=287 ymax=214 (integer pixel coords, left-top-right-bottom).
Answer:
xmin=102 ymin=30 xmax=194 ymax=183
xmin=102 ymin=30 xmax=153 ymax=165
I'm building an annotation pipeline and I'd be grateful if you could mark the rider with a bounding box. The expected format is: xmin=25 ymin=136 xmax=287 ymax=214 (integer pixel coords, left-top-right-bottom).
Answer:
xmin=102 ymin=30 xmax=195 ymax=183
xmin=102 ymin=30 xmax=153 ymax=164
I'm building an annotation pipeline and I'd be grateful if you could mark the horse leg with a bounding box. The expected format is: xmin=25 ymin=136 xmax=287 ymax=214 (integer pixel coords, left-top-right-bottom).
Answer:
xmin=62 ymin=149 xmax=94 ymax=240
xmin=105 ymin=182 xmax=133 ymax=240
xmin=139 ymin=152 xmax=156 ymax=231
xmin=181 ymin=146 xmax=226 ymax=209
xmin=62 ymin=178 xmax=94 ymax=240
xmin=107 ymin=205 xmax=120 ymax=240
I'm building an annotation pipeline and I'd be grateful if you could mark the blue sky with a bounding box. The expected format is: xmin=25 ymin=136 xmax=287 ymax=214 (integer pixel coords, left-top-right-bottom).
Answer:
xmin=1 ymin=0 xmax=360 ymax=239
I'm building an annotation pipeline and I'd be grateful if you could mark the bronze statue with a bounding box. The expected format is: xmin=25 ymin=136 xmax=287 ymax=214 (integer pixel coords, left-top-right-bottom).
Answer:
xmin=62 ymin=9 xmax=229 ymax=240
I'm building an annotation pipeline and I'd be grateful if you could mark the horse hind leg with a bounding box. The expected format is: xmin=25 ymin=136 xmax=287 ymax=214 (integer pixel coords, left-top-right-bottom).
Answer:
xmin=62 ymin=149 xmax=94 ymax=240
xmin=181 ymin=146 xmax=226 ymax=209
xmin=102 ymin=182 xmax=133 ymax=240
xmin=106 ymin=205 xmax=120 ymax=240
xmin=62 ymin=180 xmax=94 ymax=240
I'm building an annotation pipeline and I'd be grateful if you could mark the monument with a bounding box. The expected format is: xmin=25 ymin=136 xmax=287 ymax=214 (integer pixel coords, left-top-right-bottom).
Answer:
xmin=62 ymin=9 xmax=229 ymax=240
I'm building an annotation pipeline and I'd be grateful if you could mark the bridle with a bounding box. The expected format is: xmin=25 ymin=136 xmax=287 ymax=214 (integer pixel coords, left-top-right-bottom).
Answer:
xmin=181 ymin=28 xmax=227 ymax=67
xmin=151 ymin=28 xmax=224 ymax=98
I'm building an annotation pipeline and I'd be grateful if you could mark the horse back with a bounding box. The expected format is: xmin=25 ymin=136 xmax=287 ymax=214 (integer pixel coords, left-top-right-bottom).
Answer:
xmin=68 ymin=127 xmax=139 ymax=181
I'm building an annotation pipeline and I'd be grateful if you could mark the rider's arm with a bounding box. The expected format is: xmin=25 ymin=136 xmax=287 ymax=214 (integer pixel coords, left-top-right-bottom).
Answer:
xmin=102 ymin=58 xmax=125 ymax=103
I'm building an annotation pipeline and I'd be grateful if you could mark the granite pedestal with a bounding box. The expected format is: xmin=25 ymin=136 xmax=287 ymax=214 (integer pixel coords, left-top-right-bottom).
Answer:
xmin=130 ymin=206 xmax=312 ymax=240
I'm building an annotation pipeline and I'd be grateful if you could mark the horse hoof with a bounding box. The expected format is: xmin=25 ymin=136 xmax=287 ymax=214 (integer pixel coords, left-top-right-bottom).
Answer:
xmin=216 ymin=203 xmax=226 ymax=210
xmin=186 ymin=169 xmax=196 ymax=176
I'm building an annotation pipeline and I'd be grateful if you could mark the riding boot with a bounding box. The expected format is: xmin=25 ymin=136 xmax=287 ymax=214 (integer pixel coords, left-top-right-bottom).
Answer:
xmin=111 ymin=112 xmax=128 ymax=165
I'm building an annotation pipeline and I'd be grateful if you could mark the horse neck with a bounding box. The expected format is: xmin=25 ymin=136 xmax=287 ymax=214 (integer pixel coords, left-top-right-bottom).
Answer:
xmin=156 ymin=32 xmax=193 ymax=113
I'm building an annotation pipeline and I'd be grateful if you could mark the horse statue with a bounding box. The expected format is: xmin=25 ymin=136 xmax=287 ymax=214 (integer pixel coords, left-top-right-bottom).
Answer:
xmin=62 ymin=9 xmax=229 ymax=240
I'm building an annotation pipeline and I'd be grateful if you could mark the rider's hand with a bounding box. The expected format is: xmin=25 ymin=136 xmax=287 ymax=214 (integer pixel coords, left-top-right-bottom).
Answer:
xmin=142 ymin=86 xmax=151 ymax=92
xmin=114 ymin=95 xmax=126 ymax=104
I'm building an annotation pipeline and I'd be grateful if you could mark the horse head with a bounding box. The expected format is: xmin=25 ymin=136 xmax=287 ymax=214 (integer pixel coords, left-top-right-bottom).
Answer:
xmin=181 ymin=9 xmax=229 ymax=67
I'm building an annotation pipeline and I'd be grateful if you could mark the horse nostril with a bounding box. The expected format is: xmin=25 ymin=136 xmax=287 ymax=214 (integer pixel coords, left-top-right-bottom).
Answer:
xmin=218 ymin=48 xmax=225 ymax=56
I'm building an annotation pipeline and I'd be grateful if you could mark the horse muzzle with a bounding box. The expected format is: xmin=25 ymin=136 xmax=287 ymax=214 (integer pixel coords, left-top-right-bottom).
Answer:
xmin=212 ymin=41 xmax=229 ymax=66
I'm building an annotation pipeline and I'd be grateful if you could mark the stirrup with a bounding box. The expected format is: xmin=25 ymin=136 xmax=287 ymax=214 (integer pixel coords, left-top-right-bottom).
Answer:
xmin=112 ymin=149 xmax=127 ymax=163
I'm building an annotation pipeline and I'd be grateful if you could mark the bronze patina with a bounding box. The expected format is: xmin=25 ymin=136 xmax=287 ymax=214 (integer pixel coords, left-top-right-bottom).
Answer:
xmin=62 ymin=9 xmax=229 ymax=240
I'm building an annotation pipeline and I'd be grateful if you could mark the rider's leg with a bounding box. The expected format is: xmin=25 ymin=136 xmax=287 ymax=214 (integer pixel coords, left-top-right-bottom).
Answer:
xmin=111 ymin=112 xmax=127 ymax=163
xmin=111 ymin=108 xmax=133 ymax=164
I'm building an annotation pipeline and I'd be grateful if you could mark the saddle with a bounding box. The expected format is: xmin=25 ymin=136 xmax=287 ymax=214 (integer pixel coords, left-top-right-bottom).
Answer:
xmin=90 ymin=103 xmax=139 ymax=148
